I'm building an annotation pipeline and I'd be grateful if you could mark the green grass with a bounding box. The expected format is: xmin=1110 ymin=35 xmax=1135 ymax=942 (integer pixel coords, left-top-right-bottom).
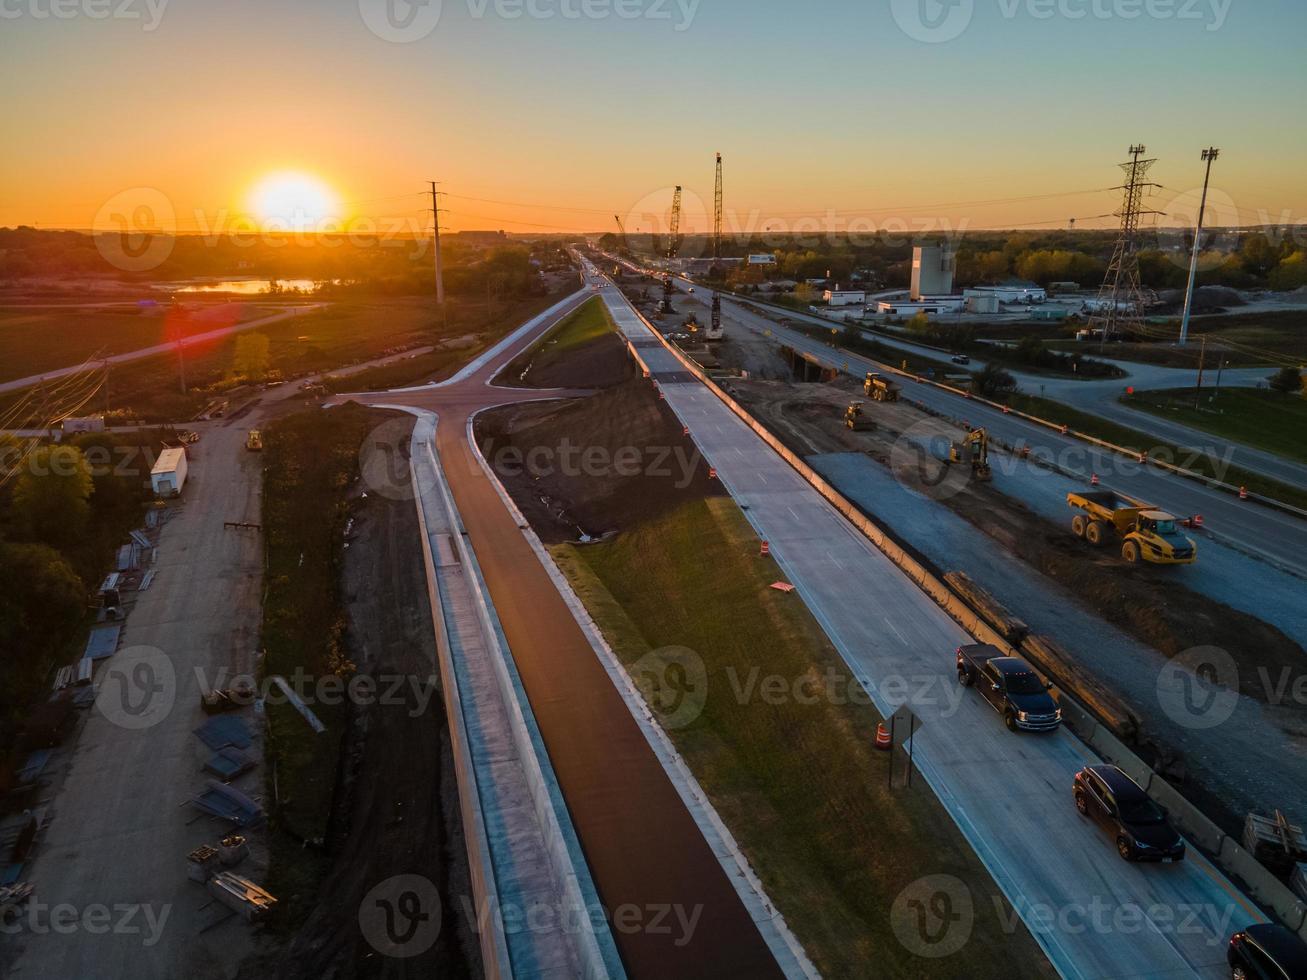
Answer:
xmin=1123 ymin=387 xmax=1307 ymax=465
xmin=551 ymin=497 xmax=1050 ymax=979
xmin=503 ymin=295 xmax=613 ymax=377
xmin=1000 ymin=392 xmax=1307 ymax=510
xmin=259 ymin=402 xmax=376 ymax=928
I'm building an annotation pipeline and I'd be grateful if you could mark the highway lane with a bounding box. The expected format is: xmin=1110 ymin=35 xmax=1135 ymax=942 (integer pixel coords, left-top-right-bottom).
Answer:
xmin=705 ymin=292 xmax=1307 ymax=577
xmin=0 ymin=304 xmax=321 ymax=394
xmin=590 ymin=263 xmax=1267 ymax=979
xmin=646 ymin=266 xmax=1307 ymax=491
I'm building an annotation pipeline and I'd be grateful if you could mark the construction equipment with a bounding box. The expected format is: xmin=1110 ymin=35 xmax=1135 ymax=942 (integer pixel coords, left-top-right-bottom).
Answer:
xmin=667 ymin=186 xmax=683 ymax=259
xmin=949 ymin=428 xmax=993 ymax=482
xmin=705 ymin=293 xmax=724 ymax=340
xmin=613 ymin=214 xmax=630 ymax=255
xmin=844 ymin=402 xmax=874 ymax=432
xmin=245 ymin=429 xmax=263 ymax=451
xmin=658 ymin=275 xmax=675 ymax=315
xmin=1066 ymin=489 xmax=1197 ymax=565
xmin=864 ymin=372 xmax=900 ymax=402
xmin=713 ymin=153 xmax=724 ymax=260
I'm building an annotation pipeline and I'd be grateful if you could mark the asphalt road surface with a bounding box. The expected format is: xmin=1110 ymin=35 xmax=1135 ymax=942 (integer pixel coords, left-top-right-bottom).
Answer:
xmin=667 ymin=279 xmax=1307 ymax=489
xmin=590 ymin=261 xmax=1267 ymax=980
xmin=696 ymin=288 xmax=1307 ymax=578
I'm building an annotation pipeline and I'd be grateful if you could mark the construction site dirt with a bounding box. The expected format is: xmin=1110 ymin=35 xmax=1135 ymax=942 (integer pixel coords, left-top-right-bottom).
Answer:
xmin=476 ymin=377 xmax=726 ymax=545
xmin=726 ymin=374 xmax=1307 ymax=836
xmin=249 ymin=415 xmax=478 ymax=980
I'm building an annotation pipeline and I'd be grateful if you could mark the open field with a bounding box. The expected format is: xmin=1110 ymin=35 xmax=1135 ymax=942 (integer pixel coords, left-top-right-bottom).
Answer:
xmin=0 ymin=292 xmax=569 ymax=422
xmin=1045 ymin=310 xmax=1307 ymax=369
xmin=0 ymin=303 xmax=273 ymax=382
xmin=479 ymin=312 xmax=1052 ymax=978
xmin=1124 ymin=386 xmax=1307 ymax=465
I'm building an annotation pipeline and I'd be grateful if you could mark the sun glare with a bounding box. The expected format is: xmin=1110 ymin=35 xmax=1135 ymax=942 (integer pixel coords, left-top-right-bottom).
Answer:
xmin=250 ymin=172 xmax=339 ymax=230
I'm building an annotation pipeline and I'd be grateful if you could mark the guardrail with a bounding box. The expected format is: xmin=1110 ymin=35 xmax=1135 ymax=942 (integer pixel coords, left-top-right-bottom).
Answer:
xmin=408 ymin=426 xmax=514 ymax=979
xmin=614 ymin=282 xmax=1307 ymax=944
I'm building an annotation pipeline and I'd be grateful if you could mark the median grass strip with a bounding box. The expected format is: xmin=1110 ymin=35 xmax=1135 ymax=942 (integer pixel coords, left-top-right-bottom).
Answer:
xmin=1000 ymin=392 xmax=1307 ymax=511
xmin=260 ymin=401 xmax=375 ymax=928
xmin=549 ymin=497 xmax=1051 ymax=979
xmin=1124 ymin=387 xmax=1307 ymax=466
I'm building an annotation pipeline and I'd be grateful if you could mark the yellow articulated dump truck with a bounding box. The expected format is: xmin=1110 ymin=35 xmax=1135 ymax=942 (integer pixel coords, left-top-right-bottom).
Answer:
xmin=246 ymin=430 xmax=263 ymax=452
xmin=1066 ymin=489 xmax=1197 ymax=565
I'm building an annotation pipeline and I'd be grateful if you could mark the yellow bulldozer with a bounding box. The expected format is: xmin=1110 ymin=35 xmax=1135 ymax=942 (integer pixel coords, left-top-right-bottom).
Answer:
xmin=1066 ymin=489 xmax=1197 ymax=565
xmin=949 ymin=428 xmax=992 ymax=482
xmin=844 ymin=401 xmax=875 ymax=432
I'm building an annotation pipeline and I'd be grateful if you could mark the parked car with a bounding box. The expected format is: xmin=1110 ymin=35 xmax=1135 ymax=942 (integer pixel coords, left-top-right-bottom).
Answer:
xmin=956 ymin=644 xmax=1061 ymax=732
xmin=1227 ymin=923 xmax=1307 ymax=980
xmin=951 ymin=353 xmax=971 ymax=365
xmin=1073 ymin=764 xmax=1185 ymax=862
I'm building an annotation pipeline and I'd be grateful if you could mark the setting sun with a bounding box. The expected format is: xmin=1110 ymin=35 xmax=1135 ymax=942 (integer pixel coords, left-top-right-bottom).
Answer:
xmin=249 ymin=172 xmax=339 ymax=230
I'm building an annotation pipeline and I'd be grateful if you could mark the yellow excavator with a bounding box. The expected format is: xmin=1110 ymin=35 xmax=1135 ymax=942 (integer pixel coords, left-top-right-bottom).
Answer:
xmin=246 ymin=430 xmax=263 ymax=452
xmin=949 ymin=428 xmax=992 ymax=482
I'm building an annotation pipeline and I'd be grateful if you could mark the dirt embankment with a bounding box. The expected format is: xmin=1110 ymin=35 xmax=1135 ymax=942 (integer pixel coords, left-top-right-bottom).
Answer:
xmin=505 ymin=318 xmax=634 ymax=390
xmin=477 ymin=379 xmax=724 ymax=543
xmin=264 ymin=417 xmax=477 ymax=980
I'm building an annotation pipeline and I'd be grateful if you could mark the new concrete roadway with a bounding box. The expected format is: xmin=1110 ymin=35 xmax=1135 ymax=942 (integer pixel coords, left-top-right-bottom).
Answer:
xmin=675 ymin=285 xmax=1307 ymax=578
xmin=338 ymin=291 xmax=788 ymax=979
xmin=589 ymin=261 xmax=1266 ymax=979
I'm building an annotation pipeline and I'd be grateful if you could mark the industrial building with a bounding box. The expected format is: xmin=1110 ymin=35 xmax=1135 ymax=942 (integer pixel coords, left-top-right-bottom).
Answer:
xmin=747 ymin=253 xmax=777 ymax=267
xmin=875 ymin=296 xmax=965 ymax=317
xmin=823 ymin=288 xmax=867 ymax=307
xmin=965 ymin=280 xmax=1048 ymax=304
xmin=910 ymin=246 xmax=954 ymax=300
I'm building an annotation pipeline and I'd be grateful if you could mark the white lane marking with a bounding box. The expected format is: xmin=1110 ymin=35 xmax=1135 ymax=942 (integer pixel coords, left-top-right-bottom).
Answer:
xmin=757 ymin=473 xmax=768 ymax=485
xmin=885 ymin=618 xmax=907 ymax=644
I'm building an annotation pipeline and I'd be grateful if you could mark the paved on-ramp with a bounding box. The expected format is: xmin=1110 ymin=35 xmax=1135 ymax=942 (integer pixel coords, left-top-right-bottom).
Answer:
xmin=341 ymin=289 xmax=787 ymax=979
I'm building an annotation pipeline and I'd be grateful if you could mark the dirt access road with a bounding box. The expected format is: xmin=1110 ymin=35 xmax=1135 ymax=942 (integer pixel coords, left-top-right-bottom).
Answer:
xmin=7 ymin=422 xmax=267 ymax=980
xmin=337 ymin=296 xmax=786 ymax=979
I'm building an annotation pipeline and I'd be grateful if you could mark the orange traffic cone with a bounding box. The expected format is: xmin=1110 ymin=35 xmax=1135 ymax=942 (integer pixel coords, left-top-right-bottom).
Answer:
xmin=1091 ymin=473 xmax=1100 ymax=487
xmin=708 ymin=467 xmax=718 ymax=481
xmin=875 ymin=723 xmax=892 ymax=751
xmin=760 ymin=541 xmax=770 ymax=558
xmin=1239 ymin=486 xmax=1249 ymax=500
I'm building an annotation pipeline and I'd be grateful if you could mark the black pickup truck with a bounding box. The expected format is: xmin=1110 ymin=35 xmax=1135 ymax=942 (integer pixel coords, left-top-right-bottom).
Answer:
xmin=956 ymin=644 xmax=1062 ymax=733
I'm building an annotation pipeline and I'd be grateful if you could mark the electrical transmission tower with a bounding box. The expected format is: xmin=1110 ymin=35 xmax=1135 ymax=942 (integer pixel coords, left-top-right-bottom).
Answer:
xmin=1090 ymin=145 xmax=1162 ymax=348
xmin=713 ymin=153 xmax=724 ymax=261
xmin=667 ymin=186 xmax=683 ymax=259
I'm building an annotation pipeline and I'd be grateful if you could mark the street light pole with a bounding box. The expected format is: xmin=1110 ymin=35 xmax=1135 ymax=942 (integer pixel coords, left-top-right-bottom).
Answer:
xmin=1179 ymin=147 xmax=1220 ymax=346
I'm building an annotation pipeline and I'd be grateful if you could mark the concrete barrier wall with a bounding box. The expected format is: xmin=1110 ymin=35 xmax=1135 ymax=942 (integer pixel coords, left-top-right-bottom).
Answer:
xmin=423 ymin=438 xmax=620 ymax=980
xmin=408 ymin=433 xmax=514 ymax=980
xmin=620 ymin=292 xmax=1307 ymax=937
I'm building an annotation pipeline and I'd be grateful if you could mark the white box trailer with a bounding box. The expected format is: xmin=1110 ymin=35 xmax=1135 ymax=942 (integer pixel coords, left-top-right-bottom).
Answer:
xmin=151 ymin=446 xmax=188 ymax=497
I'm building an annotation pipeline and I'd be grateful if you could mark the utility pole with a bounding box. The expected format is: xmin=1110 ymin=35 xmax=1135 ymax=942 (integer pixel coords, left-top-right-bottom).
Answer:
xmin=178 ymin=340 xmax=187 ymax=395
xmin=1193 ymin=335 xmax=1208 ymax=409
xmin=429 ymin=180 xmax=445 ymax=307
xmin=1091 ymin=145 xmax=1163 ymax=352
xmin=1179 ymin=147 xmax=1220 ymax=346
